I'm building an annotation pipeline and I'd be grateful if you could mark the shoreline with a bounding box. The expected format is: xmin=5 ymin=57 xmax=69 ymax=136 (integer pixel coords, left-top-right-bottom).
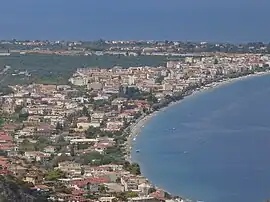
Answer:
xmin=124 ymin=70 xmax=270 ymax=200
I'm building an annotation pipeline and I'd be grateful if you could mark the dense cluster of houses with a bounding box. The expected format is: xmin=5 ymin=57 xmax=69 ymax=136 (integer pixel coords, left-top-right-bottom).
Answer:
xmin=0 ymin=54 xmax=269 ymax=201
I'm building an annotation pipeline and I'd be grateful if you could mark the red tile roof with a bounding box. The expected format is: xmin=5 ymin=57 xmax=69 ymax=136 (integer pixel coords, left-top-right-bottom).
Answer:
xmin=0 ymin=132 xmax=12 ymax=142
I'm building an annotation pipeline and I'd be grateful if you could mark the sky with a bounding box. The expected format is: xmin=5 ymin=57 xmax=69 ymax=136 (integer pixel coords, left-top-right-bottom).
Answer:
xmin=0 ymin=0 xmax=270 ymax=42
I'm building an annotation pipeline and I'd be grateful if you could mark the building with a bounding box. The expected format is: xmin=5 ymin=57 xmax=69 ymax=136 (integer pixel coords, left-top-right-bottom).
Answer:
xmin=128 ymin=196 xmax=161 ymax=202
xmin=99 ymin=197 xmax=117 ymax=202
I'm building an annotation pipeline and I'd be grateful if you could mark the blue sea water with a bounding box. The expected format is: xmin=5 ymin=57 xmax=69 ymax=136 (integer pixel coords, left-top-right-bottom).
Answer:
xmin=1 ymin=0 xmax=270 ymax=42
xmin=132 ymin=75 xmax=270 ymax=202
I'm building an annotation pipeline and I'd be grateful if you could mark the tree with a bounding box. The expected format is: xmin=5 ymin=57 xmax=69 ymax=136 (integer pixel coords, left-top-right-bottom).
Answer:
xmin=115 ymin=192 xmax=127 ymax=201
xmin=35 ymin=136 xmax=51 ymax=151
xmin=130 ymin=163 xmax=141 ymax=175
xmin=155 ymin=75 xmax=164 ymax=84
xmin=126 ymin=191 xmax=138 ymax=198
xmin=123 ymin=161 xmax=141 ymax=175
xmin=77 ymin=144 xmax=89 ymax=150
xmin=81 ymin=167 xmax=85 ymax=176
xmin=123 ymin=117 xmax=128 ymax=128
xmin=56 ymin=122 xmax=63 ymax=131
xmin=148 ymin=187 xmax=156 ymax=194
xmin=14 ymin=105 xmax=23 ymax=113
xmin=55 ymin=183 xmax=71 ymax=194
xmin=82 ymin=106 xmax=90 ymax=117
xmin=45 ymin=169 xmax=66 ymax=181
xmin=82 ymin=152 xmax=103 ymax=165
xmin=19 ymin=139 xmax=35 ymax=152
xmin=116 ymin=177 xmax=121 ymax=184
xmin=18 ymin=112 xmax=29 ymax=122
xmin=55 ymin=135 xmax=68 ymax=148
xmin=147 ymin=94 xmax=158 ymax=104
xmin=85 ymin=126 xmax=100 ymax=138
xmin=99 ymin=184 xmax=108 ymax=194
xmin=70 ymin=144 xmax=75 ymax=157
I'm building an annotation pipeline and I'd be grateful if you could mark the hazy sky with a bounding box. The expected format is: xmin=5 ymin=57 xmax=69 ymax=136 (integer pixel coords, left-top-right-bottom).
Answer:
xmin=0 ymin=0 xmax=270 ymax=42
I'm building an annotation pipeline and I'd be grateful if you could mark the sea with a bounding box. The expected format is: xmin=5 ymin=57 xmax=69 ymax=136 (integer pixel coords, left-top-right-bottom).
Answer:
xmin=0 ymin=0 xmax=270 ymax=42
xmin=132 ymin=74 xmax=270 ymax=202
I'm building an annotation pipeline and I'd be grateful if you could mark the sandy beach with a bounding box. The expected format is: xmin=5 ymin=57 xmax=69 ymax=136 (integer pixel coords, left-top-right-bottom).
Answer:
xmin=125 ymin=70 xmax=270 ymax=162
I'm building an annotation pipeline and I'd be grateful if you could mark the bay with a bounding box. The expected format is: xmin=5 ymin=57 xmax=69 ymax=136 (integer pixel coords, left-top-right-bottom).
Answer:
xmin=132 ymin=75 xmax=270 ymax=202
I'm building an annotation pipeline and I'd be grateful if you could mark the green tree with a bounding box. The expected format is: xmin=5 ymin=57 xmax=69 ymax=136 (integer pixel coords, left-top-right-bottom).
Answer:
xmin=70 ymin=144 xmax=75 ymax=157
xmin=148 ymin=187 xmax=156 ymax=194
xmin=56 ymin=122 xmax=63 ymax=131
xmin=82 ymin=152 xmax=103 ymax=165
xmin=126 ymin=191 xmax=138 ymax=198
xmin=98 ymin=184 xmax=108 ymax=194
xmin=35 ymin=136 xmax=51 ymax=151
xmin=82 ymin=106 xmax=90 ymax=117
xmin=147 ymin=94 xmax=158 ymax=104
xmin=123 ymin=161 xmax=141 ymax=175
xmin=19 ymin=139 xmax=35 ymax=151
xmin=115 ymin=192 xmax=127 ymax=201
xmin=45 ymin=169 xmax=66 ymax=181
xmin=155 ymin=75 xmax=164 ymax=84
xmin=116 ymin=177 xmax=121 ymax=184
xmin=77 ymin=144 xmax=89 ymax=150
xmin=85 ymin=126 xmax=100 ymax=138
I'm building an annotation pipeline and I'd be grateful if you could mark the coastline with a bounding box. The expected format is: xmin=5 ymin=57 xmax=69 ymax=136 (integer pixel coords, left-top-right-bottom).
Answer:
xmin=124 ymin=70 xmax=270 ymax=199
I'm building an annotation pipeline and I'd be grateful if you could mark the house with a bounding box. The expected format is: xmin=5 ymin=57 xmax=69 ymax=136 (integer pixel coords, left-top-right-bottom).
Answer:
xmin=2 ymin=123 xmax=20 ymax=133
xmin=0 ymin=132 xmax=13 ymax=144
xmin=77 ymin=116 xmax=89 ymax=122
xmin=24 ymin=174 xmax=38 ymax=185
xmin=121 ymin=177 xmax=139 ymax=191
xmin=104 ymin=121 xmax=124 ymax=131
xmin=24 ymin=171 xmax=44 ymax=185
xmin=8 ymin=164 xmax=28 ymax=176
xmin=99 ymin=196 xmax=117 ymax=202
xmin=151 ymin=190 xmax=166 ymax=201
xmin=71 ymin=177 xmax=110 ymax=193
xmin=138 ymin=183 xmax=152 ymax=195
xmin=87 ymin=82 xmax=103 ymax=91
xmin=76 ymin=122 xmax=93 ymax=131
xmin=0 ymin=157 xmax=9 ymax=170
xmin=35 ymin=123 xmax=54 ymax=135
xmin=48 ymin=193 xmax=72 ymax=202
xmin=24 ymin=151 xmax=50 ymax=162
xmin=57 ymin=161 xmax=81 ymax=173
xmin=111 ymin=97 xmax=128 ymax=105
xmin=0 ymin=132 xmax=14 ymax=152
xmin=91 ymin=112 xmax=105 ymax=123
xmin=44 ymin=146 xmax=56 ymax=154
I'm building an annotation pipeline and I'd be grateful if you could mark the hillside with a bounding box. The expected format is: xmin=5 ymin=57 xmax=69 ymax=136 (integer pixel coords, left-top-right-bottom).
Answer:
xmin=0 ymin=175 xmax=47 ymax=202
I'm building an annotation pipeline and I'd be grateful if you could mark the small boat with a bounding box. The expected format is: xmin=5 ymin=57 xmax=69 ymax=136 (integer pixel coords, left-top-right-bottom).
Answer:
xmin=136 ymin=150 xmax=140 ymax=153
xmin=133 ymin=137 xmax=136 ymax=141
xmin=172 ymin=127 xmax=176 ymax=130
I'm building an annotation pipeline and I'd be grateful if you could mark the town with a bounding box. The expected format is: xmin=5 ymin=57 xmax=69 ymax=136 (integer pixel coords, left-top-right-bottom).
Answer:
xmin=0 ymin=49 xmax=270 ymax=202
